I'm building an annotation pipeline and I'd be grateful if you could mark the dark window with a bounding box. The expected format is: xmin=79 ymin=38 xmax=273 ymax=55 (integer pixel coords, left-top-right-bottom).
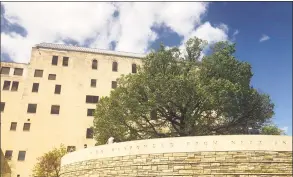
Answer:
xmin=67 ymin=146 xmax=76 ymax=152
xmin=32 ymin=83 xmax=39 ymax=92
xmin=34 ymin=70 xmax=43 ymax=77
xmin=23 ymin=123 xmax=31 ymax=131
xmin=132 ymin=64 xmax=137 ymax=73
xmin=54 ymin=85 xmax=61 ymax=94
xmin=14 ymin=68 xmax=23 ymax=76
xmin=85 ymin=95 xmax=99 ymax=104
xmin=27 ymin=104 xmax=37 ymax=113
xmin=17 ymin=151 xmax=26 ymax=161
xmin=52 ymin=56 xmax=58 ymax=65
xmin=4 ymin=150 xmax=13 ymax=160
xmin=91 ymin=79 xmax=96 ymax=87
xmin=3 ymin=81 xmax=11 ymax=90
xmin=10 ymin=122 xmax=17 ymax=131
xmin=11 ymin=81 xmax=19 ymax=91
xmin=63 ymin=57 xmax=69 ymax=66
xmin=150 ymin=109 xmax=157 ymax=120
xmin=48 ymin=74 xmax=56 ymax=80
xmin=84 ymin=144 xmax=87 ymax=148
xmin=17 ymin=175 xmax=20 ymax=177
xmin=87 ymin=109 xmax=95 ymax=116
xmin=51 ymin=105 xmax=60 ymax=114
xmin=1 ymin=102 xmax=5 ymax=112
xmin=92 ymin=59 xmax=98 ymax=69
xmin=1 ymin=67 xmax=10 ymax=75
xmin=86 ymin=128 xmax=93 ymax=139
xmin=112 ymin=61 xmax=118 ymax=72
xmin=111 ymin=81 xmax=117 ymax=89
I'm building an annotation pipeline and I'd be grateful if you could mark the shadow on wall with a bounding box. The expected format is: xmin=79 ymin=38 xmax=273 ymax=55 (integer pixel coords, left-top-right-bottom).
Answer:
xmin=0 ymin=149 xmax=11 ymax=177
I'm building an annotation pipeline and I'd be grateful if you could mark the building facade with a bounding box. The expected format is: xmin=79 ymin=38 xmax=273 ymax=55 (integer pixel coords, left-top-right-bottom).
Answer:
xmin=0 ymin=43 xmax=144 ymax=177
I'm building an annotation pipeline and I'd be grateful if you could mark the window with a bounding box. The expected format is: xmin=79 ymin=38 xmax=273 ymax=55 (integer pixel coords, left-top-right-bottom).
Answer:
xmin=3 ymin=81 xmax=11 ymax=90
xmin=17 ymin=151 xmax=26 ymax=161
xmin=91 ymin=79 xmax=96 ymax=87
xmin=87 ymin=109 xmax=95 ymax=116
xmin=52 ymin=56 xmax=58 ymax=65
xmin=54 ymin=85 xmax=61 ymax=94
xmin=1 ymin=102 xmax=5 ymax=112
xmin=63 ymin=57 xmax=69 ymax=66
xmin=10 ymin=122 xmax=17 ymax=131
xmin=111 ymin=81 xmax=117 ymax=89
xmin=4 ymin=150 xmax=13 ymax=160
xmin=150 ymin=109 xmax=157 ymax=120
xmin=14 ymin=68 xmax=23 ymax=76
xmin=67 ymin=146 xmax=76 ymax=152
xmin=34 ymin=70 xmax=43 ymax=77
xmin=23 ymin=123 xmax=31 ymax=131
xmin=86 ymin=128 xmax=93 ymax=139
xmin=51 ymin=105 xmax=60 ymax=114
xmin=1 ymin=67 xmax=10 ymax=75
xmin=92 ymin=59 xmax=98 ymax=69
xmin=27 ymin=104 xmax=37 ymax=113
xmin=85 ymin=95 xmax=99 ymax=104
xmin=84 ymin=144 xmax=87 ymax=148
xmin=112 ymin=61 xmax=118 ymax=72
xmin=32 ymin=83 xmax=39 ymax=92
xmin=48 ymin=74 xmax=56 ymax=80
xmin=132 ymin=64 xmax=137 ymax=73
xmin=11 ymin=81 xmax=19 ymax=91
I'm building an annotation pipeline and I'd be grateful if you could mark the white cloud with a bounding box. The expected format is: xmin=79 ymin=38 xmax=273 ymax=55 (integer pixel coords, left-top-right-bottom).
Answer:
xmin=190 ymin=22 xmax=229 ymax=44
xmin=281 ymin=126 xmax=288 ymax=133
xmin=259 ymin=34 xmax=270 ymax=42
xmin=230 ymin=29 xmax=239 ymax=42
xmin=1 ymin=2 xmax=231 ymax=63
xmin=233 ymin=29 xmax=239 ymax=36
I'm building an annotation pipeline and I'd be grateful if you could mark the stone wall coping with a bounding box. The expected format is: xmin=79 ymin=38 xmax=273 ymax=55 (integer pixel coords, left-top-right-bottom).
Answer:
xmin=61 ymin=135 xmax=292 ymax=166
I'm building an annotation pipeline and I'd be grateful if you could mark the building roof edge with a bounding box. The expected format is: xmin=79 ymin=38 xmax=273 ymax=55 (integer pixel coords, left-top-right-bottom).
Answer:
xmin=35 ymin=43 xmax=146 ymax=59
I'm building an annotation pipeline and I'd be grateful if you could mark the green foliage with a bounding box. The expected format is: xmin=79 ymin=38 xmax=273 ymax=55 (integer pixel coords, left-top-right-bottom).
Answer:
xmin=261 ymin=124 xmax=285 ymax=135
xmin=32 ymin=144 xmax=67 ymax=177
xmin=93 ymin=37 xmax=276 ymax=145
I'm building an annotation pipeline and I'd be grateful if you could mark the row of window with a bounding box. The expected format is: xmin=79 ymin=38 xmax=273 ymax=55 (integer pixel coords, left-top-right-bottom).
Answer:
xmin=4 ymin=142 xmax=90 ymax=164
xmin=1 ymin=57 xmax=138 ymax=79
xmin=34 ymin=70 xmax=57 ymax=79
xmin=9 ymin=122 xmax=31 ymax=131
xmin=4 ymin=150 xmax=26 ymax=161
xmin=2 ymin=78 xmax=116 ymax=94
xmin=0 ymin=67 xmax=23 ymax=76
xmin=51 ymin=55 xmax=137 ymax=73
xmin=2 ymin=80 xmax=61 ymax=94
xmin=27 ymin=104 xmax=96 ymax=115
xmin=8 ymin=121 xmax=93 ymax=139
xmin=51 ymin=56 xmax=69 ymax=66
xmin=2 ymin=80 xmax=19 ymax=91
xmin=67 ymin=144 xmax=88 ymax=152
xmin=1 ymin=102 xmax=95 ymax=117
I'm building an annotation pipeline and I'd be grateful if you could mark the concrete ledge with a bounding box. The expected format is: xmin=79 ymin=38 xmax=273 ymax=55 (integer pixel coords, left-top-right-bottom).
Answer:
xmin=61 ymin=135 xmax=292 ymax=166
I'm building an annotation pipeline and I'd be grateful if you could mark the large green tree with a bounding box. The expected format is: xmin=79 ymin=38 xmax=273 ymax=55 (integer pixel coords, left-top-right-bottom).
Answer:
xmin=261 ymin=124 xmax=285 ymax=135
xmin=93 ymin=37 xmax=275 ymax=145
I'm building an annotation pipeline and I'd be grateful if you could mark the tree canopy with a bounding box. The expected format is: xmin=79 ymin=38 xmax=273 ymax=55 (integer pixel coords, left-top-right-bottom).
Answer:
xmin=261 ymin=124 xmax=285 ymax=135
xmin=32 ymin=144 xmax=67 ymax=177
xmin=93 ymin=37 xmax=276 ymax=145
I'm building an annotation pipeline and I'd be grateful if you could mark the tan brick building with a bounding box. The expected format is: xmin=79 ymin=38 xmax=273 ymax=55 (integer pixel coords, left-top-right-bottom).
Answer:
xmin=0 ymin=43 xmax=144 ymax=177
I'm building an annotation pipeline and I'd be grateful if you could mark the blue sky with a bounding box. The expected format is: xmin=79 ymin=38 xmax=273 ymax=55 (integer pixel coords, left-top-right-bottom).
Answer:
xmin=1 ymin=2 xmax=292 ymax=135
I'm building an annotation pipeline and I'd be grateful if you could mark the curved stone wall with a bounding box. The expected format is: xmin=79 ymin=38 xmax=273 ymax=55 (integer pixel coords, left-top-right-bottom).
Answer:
xmin=60 ymin=135 xmax=292 ymax=177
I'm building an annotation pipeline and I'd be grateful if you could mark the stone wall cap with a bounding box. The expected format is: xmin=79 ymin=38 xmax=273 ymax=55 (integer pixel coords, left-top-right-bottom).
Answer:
xmin=61 ymin=135 xmax=292 ymax=166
